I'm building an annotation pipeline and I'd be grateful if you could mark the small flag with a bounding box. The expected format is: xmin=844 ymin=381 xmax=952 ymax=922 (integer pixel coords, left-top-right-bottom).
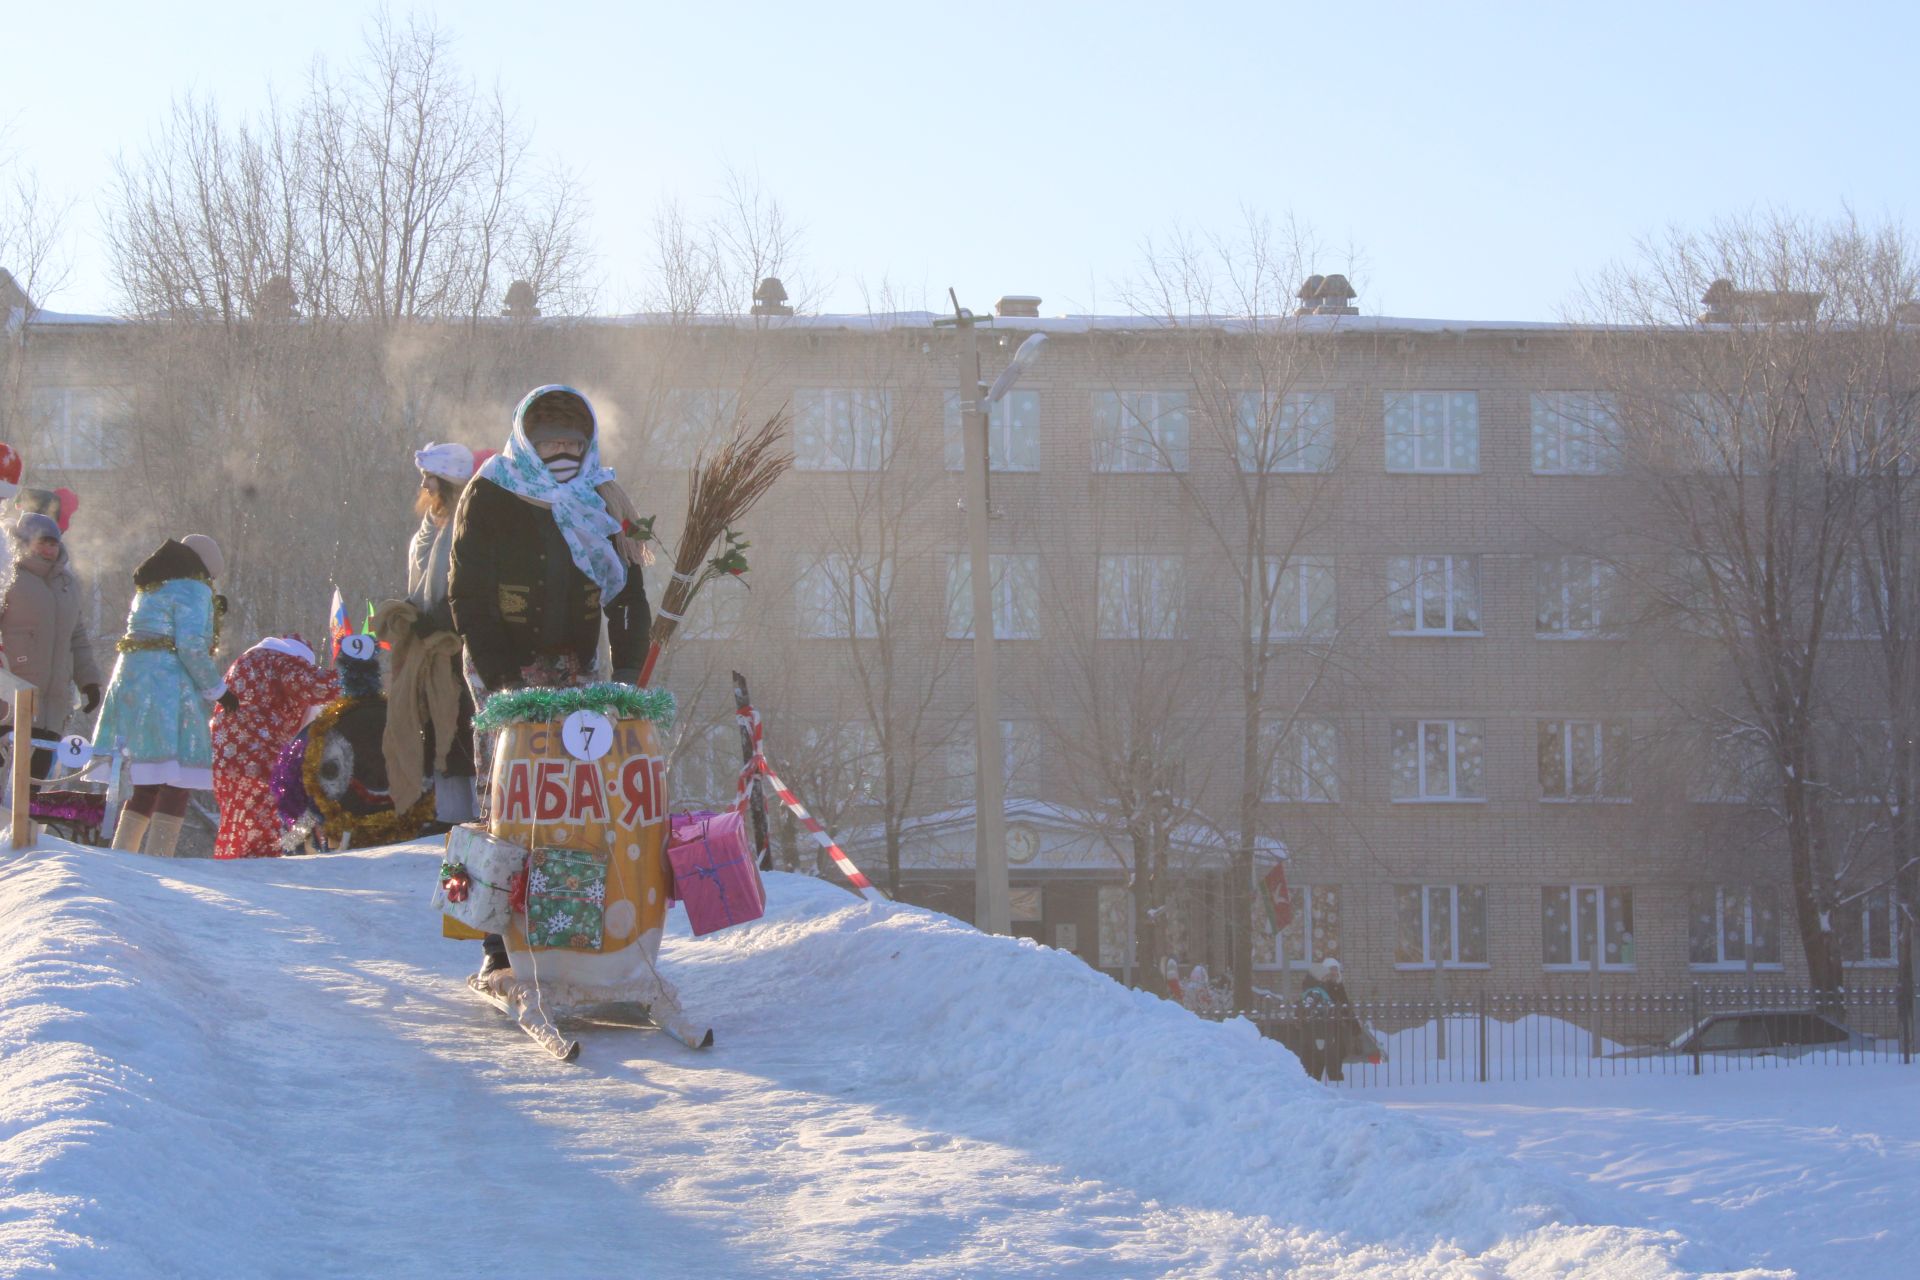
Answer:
xmin=1261 ymin=860 xmax=1293 ymax=932
xmin=328 ymin=588 xmax=351 ymax=659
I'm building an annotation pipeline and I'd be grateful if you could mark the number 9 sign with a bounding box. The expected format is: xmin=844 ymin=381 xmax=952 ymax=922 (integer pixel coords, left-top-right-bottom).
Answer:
xmin=562 ymin=709 xmax=615 ymax=763
xmin=57 ymin=734 xmax=92 ymax=770
xmin=339 ymin=634 xmax=377 ymax=662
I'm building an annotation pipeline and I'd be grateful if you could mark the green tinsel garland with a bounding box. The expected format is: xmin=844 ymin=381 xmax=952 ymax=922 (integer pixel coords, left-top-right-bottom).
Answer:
xmin=474 ymin=682 xmax=677 ymax=732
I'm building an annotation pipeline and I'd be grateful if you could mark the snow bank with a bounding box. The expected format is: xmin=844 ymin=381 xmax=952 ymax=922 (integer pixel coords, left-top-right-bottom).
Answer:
xmin=0 ymin=844 xmax=1777 ymax=1278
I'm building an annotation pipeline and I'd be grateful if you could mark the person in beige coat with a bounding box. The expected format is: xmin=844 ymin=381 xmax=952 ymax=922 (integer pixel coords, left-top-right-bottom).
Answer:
xmin=0 ymin=513 xmax=104 ymax=776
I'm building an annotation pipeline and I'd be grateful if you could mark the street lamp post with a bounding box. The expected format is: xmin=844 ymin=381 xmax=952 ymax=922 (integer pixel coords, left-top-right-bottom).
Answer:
xmin=941 ymin=293 xmax=1046 ymax=936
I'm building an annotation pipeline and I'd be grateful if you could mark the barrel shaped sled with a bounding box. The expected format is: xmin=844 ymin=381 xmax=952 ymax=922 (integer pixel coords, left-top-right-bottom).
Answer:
xmin=487 ymin=712 xmax=672 ymax=1004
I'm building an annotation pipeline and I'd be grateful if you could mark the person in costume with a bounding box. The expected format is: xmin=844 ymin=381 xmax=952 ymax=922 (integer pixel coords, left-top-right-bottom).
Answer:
xmin=93 ymin=535 xmax=229 ymax=856
xmin=0 ymin=513 xmax=103 ymax=777
xmin=1298 ymin=958 xmax=1363 ymax=1083
xmin=378 ymin=442 xmax=489 ymax=827
xmin=448 ymin=385 xmax=651 ymax=975
xmin=211 ymin=635 xmax=339 ymax=859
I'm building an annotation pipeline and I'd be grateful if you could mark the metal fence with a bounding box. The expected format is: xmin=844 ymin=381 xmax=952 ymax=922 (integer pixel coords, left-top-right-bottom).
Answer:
xmin=1206 ymin=985 xmax=1917 ymax=1087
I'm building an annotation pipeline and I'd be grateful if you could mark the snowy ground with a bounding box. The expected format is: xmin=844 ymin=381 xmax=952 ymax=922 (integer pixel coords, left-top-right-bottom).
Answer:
xmin=0 ymin=839 xmax=1889 ymax=1278
xmin=1387 ymin=1068 xmax=1920 ymax=1280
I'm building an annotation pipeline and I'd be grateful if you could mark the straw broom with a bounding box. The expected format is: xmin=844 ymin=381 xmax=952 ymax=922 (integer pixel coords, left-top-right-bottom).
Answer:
xmin=636 ymin=410 xmax=792 ymax=688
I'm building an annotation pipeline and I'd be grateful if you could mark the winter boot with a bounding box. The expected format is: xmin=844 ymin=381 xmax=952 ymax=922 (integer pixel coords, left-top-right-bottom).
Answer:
xmin=480 ymin=934 xmax=512 ymax=978
xmin=144 ymin=813 xmax=184 ymax=858
xmin=111 ymin=809 xmax=151 ymax=854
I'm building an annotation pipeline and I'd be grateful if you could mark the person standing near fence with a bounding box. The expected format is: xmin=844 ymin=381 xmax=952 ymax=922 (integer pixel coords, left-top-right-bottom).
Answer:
xmin=0 ymin=513 xmax=102 ymax=778
xmin=1299 ymin=958 xmax=1360 ymax=1083
xmin=93 ymin=535 xmax=229 ymax=857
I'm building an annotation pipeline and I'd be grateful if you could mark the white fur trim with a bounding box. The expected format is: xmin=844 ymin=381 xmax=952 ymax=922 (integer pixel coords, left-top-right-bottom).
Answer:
xmin=245 ymin=636 xmax=316 ymax=665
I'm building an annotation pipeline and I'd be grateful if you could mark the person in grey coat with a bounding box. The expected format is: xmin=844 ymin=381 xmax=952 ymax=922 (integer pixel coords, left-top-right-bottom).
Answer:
xmin=0 ymin=513 xmax=104 ymax=776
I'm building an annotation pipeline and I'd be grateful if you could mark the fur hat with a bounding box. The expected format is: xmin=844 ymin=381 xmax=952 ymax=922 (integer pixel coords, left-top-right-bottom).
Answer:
xmin=181 ymin=533 xmax=225 ymax=581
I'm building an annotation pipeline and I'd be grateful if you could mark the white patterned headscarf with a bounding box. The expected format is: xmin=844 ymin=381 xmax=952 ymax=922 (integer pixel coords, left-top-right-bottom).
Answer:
xmin=473 ymin=386 xmax=627 ymax=599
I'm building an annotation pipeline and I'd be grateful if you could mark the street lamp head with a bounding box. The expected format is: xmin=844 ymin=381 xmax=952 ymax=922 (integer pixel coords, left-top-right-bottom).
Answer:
xmin=983 ymin=332 xmax=1049 ymax=406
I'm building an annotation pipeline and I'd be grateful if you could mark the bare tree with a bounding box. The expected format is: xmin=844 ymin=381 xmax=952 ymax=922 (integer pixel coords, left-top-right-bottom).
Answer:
xmin=1 ymin=131 xmax=74 ymax=446
xmin=1579 ymin=212 xmax=1920 ymax=996
xmin=1115 ymin=212 xmax=1364 ymax=1007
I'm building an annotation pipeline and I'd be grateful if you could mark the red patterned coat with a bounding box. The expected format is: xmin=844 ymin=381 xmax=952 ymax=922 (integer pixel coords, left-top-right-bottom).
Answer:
xmin=212 ymin=641 xmax=339 ymax=859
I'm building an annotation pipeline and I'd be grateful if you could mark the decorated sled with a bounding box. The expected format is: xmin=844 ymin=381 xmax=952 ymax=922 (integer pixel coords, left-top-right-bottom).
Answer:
xmin=441 ymin=684 xmax=714 ymax=1058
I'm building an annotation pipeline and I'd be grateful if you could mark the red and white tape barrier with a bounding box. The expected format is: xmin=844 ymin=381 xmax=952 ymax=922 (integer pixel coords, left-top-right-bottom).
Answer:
xmin=734 ymin=705 xmax=886 ymax=902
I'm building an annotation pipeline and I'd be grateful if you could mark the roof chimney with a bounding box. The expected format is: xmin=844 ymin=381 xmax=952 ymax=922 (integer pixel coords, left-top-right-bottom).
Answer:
xmin=1295 ymin=273 xmax=1358 ymax=316
xmin=1699 ymin=277 xmax=1821 ymax=324
xmin=751 ymin=276 xmax=793 ymax=317
xmin=993 ymin=294 xmax=1041 ymax=319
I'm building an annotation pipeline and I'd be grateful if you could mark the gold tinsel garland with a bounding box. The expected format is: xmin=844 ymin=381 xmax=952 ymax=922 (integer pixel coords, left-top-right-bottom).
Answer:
xmin=302 ymin=696 xmax=436 ymax=846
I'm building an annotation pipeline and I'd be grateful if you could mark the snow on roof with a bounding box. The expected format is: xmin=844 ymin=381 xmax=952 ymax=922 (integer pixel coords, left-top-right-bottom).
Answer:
xmin=839 ymin=797 xmax=1286 ymax=870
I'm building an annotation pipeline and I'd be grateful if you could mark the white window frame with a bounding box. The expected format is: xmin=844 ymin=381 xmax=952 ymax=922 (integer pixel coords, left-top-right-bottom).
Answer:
xmin=1688 ymin=885 xmax=1784 ymax=972
xmin=1690 ymin=730 xmax=1772 ymax=803
xmin=945 ymin=553 xmax=1041 ymax=640
xmin=1676 ymin=391 xmax=1766 ymax=474
xmin=1826 ymin=556 xmax=1885 ymax=640
xmin=1839 ymin=886 xmax=1899 ymax=968
xmin=793 ymin=388 xmax=894 ymax=471
xmin=679 ymin=578 xmax=747 ymax=640
xmin=1534 ymin=555 xmax=1623 ymax=639
xmin=1236 ymin=390 xmax=1334 ymax=473
xmin=1093 ymin=390 xmax=1189 ymax=473
xmin=1254 ymin=884 xmax=1340 ymax=970
xmin=1387 ymin=555 xmax=1482 ymax=636
xmin=27 ymin=386 xmax=122 ymax=471
xmin=1395 ymin=884 xmax=1490 ymax=970
xmin=1260 ymin=718 xmax=1339 ymax=803
xmin=1384 ymin=391 xmax=1479 ymax=474
xmin=944 ymin=389 xmax=1040 ymax=472
xmin=1258 ymin=556 xmax=1336 ymax=640
xmin=1390 ymin=718 xmax=1487 ymax=803
xmin=1538 ymin=719 xmax=1630 ymax=802
xmin=1541 ymin=884 xmax=1636 ymax=972
xmin=1097 ymin=554 xmax=1184 ymax=639
xmin=795 ymin=553 xmax=890 ymax=638
xmin=1531 ymin=392 xmax=1623 ymax=475
xmin=654 ymin=388 xmax=739 ymax=469
xmin=948 ymin=719 xmax=1043 ymax=803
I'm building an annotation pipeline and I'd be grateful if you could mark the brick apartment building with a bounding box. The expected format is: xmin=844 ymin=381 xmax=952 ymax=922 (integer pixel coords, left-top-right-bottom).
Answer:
xmin=3 ymin=270 xmax=1905 ymax=998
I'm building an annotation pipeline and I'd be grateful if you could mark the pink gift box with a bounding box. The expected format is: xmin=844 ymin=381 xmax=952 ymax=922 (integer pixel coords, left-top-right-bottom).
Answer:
xmin=666 ymin=810 xmax=766 ymax=937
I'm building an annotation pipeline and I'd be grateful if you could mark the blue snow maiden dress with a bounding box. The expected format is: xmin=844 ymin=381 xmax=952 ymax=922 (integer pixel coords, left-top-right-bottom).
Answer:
xmin=91 ymin=540 xmax=227 ymax=791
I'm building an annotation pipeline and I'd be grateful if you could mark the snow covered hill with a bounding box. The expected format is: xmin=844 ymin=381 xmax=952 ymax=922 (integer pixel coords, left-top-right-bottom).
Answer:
xmin=1 ymin=841 xmax=1778 ymax=1278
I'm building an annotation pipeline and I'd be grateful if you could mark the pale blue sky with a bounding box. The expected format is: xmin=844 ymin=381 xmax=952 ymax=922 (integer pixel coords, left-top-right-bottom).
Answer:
xmin=8 ymin=1 xmax=1916 ymax=319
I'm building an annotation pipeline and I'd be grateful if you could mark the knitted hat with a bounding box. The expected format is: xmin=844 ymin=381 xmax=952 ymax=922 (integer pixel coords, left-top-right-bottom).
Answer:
xmin=10 ymin=512 xmax=60 ymax=545
xmin=181 ymin=533 xmax=225 ymax=580
xmin=413 ymin=442 xmax=477 ymax=484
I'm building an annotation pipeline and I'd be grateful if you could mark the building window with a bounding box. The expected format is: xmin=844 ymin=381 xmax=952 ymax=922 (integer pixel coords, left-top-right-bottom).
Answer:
xmin=945 ymin=553 xmax=1041 ymax=639
xmin=1688 ymin=885 xmax=1783 ymax=970
xmin=1098 ymin=885 xmax=1134 ymax=968
xmin=1395 ymin=885 xmax=1489 ymax=968
xmin=1690 ymin=730 xmax=1772 ymax=803
xmin=671 ymin=723 xmax=741 ymax=810
xmin=1258 ymin=556 xmax=1336 ymax=640
xmin=1822 ymin=720 xmax=1892 ymax=804
xmin=793 ymin=389 xmax=893 ymax=471
xmin=1093 ymin=390 xmax=1189 ymax=473
xmin=1387 ymin=555 xmax=1482 ymax=635
xmin=1675 ymin=392 xmax=1765 ymax=473
xmin=1236 ymin=391 xmax=1334 ymax=473
xmin=795 ymin=553 xmax=890 ymax=638
xmin=28 ymin=387 xmax=123 ymax=471
xmin=799 ymin=721 xmax=884 ymax=805
xmin=1542 ymin=885 xmax=1635 ymax=970
xmin=1254 ymin=884 xmax=1341 ymax=969
xmin=653 ymin=388 xmax=739 ymax=469
xmin=1261 ymin=718 xmax=1339 ymax=802
xmin=1097 ymin=554 xmax=1184 ymax=639
xmin=1531 ymin=392 xmax=1623 ymax=475
xmin=947 ymin=719 xmax=1044 ymax=803
xmin=1535 ymin=556 xmax=1622 ymax=638
xmin=1827 ymin=556 xmax=1885 ymax=639
xmin=1838 ymin=886 xmax=1898 ymax=967
xmin=679 ymin=579 xmax=746 ymax=640
xmin=944 ymin=389 xmax=1040 ymax=472
xmin=1385 ymin=391 xmax=1478 ymax=473
xmin=1391 ymin=719 xmax=1486 ymax=801
xmin=1538 ymin=720 xmax=1630 ymax=801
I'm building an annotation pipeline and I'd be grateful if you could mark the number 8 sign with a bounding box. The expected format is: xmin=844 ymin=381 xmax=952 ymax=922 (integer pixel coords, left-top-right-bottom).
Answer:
xmin=562 ymin=709 xmax=615 ymax=763
xmin=57 ymin=734 xmax=93 ymax=770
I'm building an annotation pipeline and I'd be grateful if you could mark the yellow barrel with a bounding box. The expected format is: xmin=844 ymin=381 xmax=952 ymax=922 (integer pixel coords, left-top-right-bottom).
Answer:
xmin=486 ymin=712 xmax=672 ymax=999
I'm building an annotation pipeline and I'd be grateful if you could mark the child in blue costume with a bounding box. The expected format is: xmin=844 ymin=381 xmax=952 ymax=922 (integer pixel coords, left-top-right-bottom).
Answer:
xmin=94 ymin=535 xmax=231 ymax=856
